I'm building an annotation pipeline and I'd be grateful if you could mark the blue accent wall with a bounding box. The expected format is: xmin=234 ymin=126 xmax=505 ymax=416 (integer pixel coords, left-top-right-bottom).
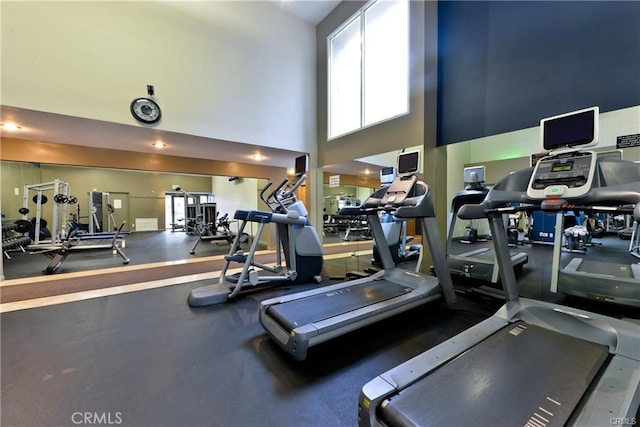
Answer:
xmin=437 ymin=1 xmax=640 ymax=146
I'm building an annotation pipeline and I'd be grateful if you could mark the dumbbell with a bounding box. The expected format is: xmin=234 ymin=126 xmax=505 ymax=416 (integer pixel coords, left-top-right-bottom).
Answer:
xmin=2 ymin=223 xmax=18 ymax=233
xmin=2 ymin=238 xmax=18 ymax=250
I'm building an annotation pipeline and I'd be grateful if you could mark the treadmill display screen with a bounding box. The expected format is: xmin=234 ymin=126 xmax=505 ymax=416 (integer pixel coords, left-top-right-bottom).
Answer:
xmin=398 ymin=151 xmax=420 ymax=175
xmin=551 ymin=161 xmax=573 ymax=172
xmin=541 ymin=107 xmax=598 ymax=151
xmin=294 ymin=155 xmax=308 ymax=175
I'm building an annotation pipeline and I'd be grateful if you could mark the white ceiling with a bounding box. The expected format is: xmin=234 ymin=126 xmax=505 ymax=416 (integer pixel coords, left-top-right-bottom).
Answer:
xmin=323 ymin=159 xmax=386 ymax=179
xmin=274 ymin=0 xmax=341 ymax=25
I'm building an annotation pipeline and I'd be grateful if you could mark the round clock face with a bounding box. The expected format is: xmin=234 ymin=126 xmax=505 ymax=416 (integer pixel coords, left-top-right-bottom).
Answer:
xmin=130 ymin=97 xmax=161 ymax=124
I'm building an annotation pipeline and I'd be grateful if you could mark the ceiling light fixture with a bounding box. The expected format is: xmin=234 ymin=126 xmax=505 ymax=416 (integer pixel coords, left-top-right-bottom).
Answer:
xmin=251 ymin=153 xmax=265 ymax=161
xmin=152 ymin=141 xmax=166 ymax=149
xmin=0 ymin=122 xmax=23 ymax=131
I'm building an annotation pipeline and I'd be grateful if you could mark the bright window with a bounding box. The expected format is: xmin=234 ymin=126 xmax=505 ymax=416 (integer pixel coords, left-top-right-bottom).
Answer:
xmin=328 ymin=0 xmax=409 ymax=139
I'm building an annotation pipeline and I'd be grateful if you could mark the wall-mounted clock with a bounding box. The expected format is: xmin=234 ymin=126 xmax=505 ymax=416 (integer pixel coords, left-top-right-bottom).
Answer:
xmin=130 ymin=97 xmax=162 ymax=124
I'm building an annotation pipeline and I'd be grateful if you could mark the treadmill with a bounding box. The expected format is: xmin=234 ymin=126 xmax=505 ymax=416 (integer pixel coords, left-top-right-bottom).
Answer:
xmin=447 ymin=166 xmax=528 ymax=284
xmin=555 ymin=160 xmax=640 ymax=308
xmin=359 ymin=107 xmax=640 ymax=427
xmin=259 ymin=151 xmax=457 ymax=361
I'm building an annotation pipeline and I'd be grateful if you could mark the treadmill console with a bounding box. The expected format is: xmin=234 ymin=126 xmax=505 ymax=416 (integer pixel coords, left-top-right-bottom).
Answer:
xmin=527 ymin=151 xmax=597 ymax=200
xmin=381 ymin=175 xmax=418 ymax=206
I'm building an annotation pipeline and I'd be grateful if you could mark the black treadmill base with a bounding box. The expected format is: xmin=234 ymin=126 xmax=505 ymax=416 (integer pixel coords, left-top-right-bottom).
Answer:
xmin=266 ymin=280 xmax=412 ymax=332
xmin=380 ymin=321 xmax=609 ymax=427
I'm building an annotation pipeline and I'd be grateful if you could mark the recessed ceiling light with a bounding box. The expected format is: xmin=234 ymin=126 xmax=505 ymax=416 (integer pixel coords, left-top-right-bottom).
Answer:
xmin=152 ymin=141 xmax=166 ymax=149
xmin=251 ymin=153 xmax=265 ymax=161
xmin=0 ymin=122 xmax=23 ymax=131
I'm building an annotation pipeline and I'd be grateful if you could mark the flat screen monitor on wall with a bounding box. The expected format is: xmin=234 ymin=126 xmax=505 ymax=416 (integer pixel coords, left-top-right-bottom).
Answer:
xmin=397 ymin=150 xmax=420 ymax=176
xmin=540 ymin=106 xmax=599 ymax=152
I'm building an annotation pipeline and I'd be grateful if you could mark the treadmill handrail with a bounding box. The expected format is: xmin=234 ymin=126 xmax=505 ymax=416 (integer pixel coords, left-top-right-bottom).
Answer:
xmin=339 ymin=204 xmax=407 ymax=216
xmin=460 ymin=202 xmax=636 ymax=221
xmin=338 ymin=182 xmax=434 ymax=218
xmin=458 ymin=164 xmax=640 ymax=222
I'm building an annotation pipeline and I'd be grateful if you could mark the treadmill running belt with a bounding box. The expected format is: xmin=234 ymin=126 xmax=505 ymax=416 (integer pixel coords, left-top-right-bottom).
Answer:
xmin=379 ymin=322 xmax=609 ymax=427
xmin=266 ymin=280 xmax=412 ymax=332
xmin=574 ymin=259 xmax=634 ymax=279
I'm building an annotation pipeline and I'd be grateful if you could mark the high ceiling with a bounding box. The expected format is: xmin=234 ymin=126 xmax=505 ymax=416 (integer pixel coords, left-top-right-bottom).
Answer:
xmin=0 ymin=1 xmax=388 ymax=180
xmin=274 ymin=0 xmax=341 ymax=25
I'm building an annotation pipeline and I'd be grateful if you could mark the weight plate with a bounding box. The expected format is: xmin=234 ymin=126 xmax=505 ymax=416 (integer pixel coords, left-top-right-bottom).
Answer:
xmin=14 ymin=219 xmax=33 ymax=234
xmin=54 ymin=194 xmax=69 ymax=204
xmin=33 ymin=194 xmax=48 ymax=204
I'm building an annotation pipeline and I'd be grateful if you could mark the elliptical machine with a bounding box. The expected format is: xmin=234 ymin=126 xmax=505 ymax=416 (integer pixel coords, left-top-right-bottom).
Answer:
xmin=188 ymin=155 xmax=323 ymax=307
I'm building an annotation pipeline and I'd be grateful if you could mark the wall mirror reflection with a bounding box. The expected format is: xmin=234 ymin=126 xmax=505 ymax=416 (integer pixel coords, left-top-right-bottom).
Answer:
xmin=1 ymin=160 xmax=269 ymax=280
xmin=321 ymin=145 xmax=424 ymax=266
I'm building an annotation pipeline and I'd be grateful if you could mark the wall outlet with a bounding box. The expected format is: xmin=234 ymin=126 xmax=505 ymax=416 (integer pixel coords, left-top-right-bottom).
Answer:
xmin=14 ymin=188 xmax=20 ymax=196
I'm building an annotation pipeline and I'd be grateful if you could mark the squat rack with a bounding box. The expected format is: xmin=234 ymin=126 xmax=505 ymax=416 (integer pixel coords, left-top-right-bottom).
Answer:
xmin=22 ymin=179 xmax=70 ymax=246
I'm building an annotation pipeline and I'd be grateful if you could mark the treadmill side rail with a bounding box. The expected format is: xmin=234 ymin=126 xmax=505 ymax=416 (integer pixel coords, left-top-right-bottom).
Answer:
xmin=572 ymin=355 xmax=640 ymax=426
xmin=359 ymin=297 xmax=640 ymax=427
xmin=359 ymin=315 xmax=509 ymax=427
xmin=260 ymin=270 xmax=443 ymax=361
xmin=558 ymin=259 xmax=640 ymax=308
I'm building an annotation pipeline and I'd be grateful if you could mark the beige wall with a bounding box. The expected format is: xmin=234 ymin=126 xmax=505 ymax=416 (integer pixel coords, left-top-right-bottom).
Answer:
xmin=1 ymin=1 xmax=317 ymax=154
